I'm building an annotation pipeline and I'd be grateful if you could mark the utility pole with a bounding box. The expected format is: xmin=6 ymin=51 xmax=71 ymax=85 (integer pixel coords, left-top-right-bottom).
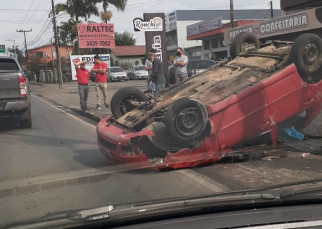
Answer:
xmin=50 ymin=38 xmax=57 ymax=82
xmin=270 ymin=1 xmax=274 ymax=19
xmin=16 ymin=29 xmax=32 ymax=57
xmin=230 ymin=0 xmax=234 ymax=28
xmin=51 ymin=0 xmax=63 ymax=89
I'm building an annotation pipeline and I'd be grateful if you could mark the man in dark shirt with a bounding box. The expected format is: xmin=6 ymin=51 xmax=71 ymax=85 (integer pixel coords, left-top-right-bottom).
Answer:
xmin=74 ymin=61 xmax=90 ymax=112
xmin=147 ymin=52 xmax=166 ymax=95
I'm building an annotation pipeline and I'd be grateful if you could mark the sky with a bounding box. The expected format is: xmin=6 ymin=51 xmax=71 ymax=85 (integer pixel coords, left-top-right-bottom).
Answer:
xmin=0 ymin=0 xmax=281 ymax=52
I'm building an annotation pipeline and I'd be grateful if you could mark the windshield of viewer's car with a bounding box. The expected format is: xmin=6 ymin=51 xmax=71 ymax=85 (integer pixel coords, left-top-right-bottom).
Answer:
xmin=3 ymin=1 xmax=322 ymax=228
xmin=110 ymin=67 xmax=124 ymax=72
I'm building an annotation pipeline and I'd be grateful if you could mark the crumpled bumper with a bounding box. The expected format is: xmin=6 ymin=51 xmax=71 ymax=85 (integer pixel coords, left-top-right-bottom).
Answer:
xmin=97 ymin=116 xmax=223 ymax=169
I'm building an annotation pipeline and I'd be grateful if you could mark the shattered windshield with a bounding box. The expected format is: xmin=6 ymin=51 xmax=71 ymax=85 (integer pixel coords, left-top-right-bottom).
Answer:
xmin=2 ymin=0 xmax=322 ymax=228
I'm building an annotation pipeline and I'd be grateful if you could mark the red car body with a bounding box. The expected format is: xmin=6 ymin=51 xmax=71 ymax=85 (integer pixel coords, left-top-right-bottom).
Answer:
xmin=97 ymin=64 xmax=322 ymax=169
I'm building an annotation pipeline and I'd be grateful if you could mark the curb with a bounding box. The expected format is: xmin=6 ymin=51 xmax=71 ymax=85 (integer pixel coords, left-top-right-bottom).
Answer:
xmin=70 ymin=107 xmax=102 ymax=122
xmin=32 ymin=93 xmax=103 ymax=123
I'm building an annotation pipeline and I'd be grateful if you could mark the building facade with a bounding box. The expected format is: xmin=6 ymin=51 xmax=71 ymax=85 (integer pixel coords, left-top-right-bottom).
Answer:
xmin=27 ymin=44 xmax=72 ymax=64
xmin=165 ymin=9 xmax=282 ymax=61
xmin=109 ymin=45 xmax=146 ymax=69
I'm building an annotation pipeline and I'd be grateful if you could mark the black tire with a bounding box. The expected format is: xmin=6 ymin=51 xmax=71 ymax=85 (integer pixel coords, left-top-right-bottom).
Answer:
xmin=230 ymin=32 xmax=260 ymax=59
xmin=20 ymin=106 xmax=32 ymax=128
xmin=165 ymin=97 xmax=208 ymax=142
xmin=290 ymin=33 xmax=322 ymax=77
xmin=111 ymin=87 xmax=148 ymax=119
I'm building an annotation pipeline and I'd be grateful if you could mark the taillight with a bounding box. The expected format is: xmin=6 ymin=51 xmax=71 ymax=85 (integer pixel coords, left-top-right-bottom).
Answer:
xmin=18 ymin=74 xmax=27 ymax=97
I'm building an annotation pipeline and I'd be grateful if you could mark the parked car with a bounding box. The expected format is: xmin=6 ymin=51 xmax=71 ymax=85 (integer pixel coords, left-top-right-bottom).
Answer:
xmin=187 ymin=59 xmax=216 ymax=77
xmin=97 ymin=33 xmax=322 ymax=169
xmin=90 ymin=71 xmax=96 ymax=82
xmin=0 ymin=56 xmax=32 ymax=128
xmin=128 ymin=65 xmax=148 ymax=80
xmin=108 ymin=67 xmax=128 ymax=82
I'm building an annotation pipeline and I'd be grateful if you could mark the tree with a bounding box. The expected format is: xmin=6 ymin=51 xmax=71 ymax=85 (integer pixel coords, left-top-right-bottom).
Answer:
xmin=97 ymin=0 xmax=127 ymax=22
xmin=115 ymin=31 xmax=136 ymax=46
xmin=7 ymin=46 xmax=26 ymax=66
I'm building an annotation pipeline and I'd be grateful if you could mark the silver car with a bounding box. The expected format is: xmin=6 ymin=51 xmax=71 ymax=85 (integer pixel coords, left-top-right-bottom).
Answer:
xmin=131 ymin=65 xmax=148 ymax=80
xmin=108 ymin=67 xmax=128 ymax=82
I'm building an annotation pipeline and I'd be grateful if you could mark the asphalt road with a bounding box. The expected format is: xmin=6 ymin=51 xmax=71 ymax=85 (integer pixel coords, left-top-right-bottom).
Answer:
xmin=0 ymin=95 xmax=228 ymax=225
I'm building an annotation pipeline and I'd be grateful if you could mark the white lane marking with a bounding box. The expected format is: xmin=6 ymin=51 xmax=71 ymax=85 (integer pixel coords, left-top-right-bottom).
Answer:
xmin=31 ymin=94 xmax=96 ymax=129
xmin=178 ymin=169 xmax=230 ymax=193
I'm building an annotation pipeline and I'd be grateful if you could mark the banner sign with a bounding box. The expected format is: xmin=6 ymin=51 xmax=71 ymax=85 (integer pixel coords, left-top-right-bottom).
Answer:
xmin=70 ymin=54 xmax=110 ymax=81
xmin=133 ymin=17 xmax=163 ymax=32
xmin=143 ymin=13 xmax=169 ymax=80
xmin=77 ymin=23 xmax=115 ymax=49
xmin=187 ymin=16 xmax=222 ymax=37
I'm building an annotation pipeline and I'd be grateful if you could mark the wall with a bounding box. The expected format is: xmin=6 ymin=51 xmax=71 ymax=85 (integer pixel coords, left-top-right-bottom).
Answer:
xmin=110 ymin=53 xmax=144 ymax=69
xmin=176 ymin=21 xmax=203 ymax=50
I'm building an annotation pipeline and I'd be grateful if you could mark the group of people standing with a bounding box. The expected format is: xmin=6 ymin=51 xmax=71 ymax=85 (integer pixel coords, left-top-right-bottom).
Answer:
xmin=74 ymin=55 xmax=109 ymax=112
xmin=145 ymin=47 xmax=188 ymax=94
xmin=74 ymin=48 xmax=189 ymax=112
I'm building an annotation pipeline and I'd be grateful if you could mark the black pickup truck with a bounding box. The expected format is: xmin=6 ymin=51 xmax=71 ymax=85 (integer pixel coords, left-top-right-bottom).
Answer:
xmin=0 ymin=56 xmax=32 ymax=128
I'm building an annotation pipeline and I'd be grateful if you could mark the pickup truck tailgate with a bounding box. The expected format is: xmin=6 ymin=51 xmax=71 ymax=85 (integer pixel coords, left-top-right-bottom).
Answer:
xmin=0 ymin=58 xmax=21 ymax=99
xmin=0 ymin=71 xmax=20 ymax=99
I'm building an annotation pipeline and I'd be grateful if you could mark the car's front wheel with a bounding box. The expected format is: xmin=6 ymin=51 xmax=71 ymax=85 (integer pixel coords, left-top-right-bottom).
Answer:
xmin=165 ymin=97 xmax=209 ymax=142
xmin=20 ymin=105 xmax=32 ymax=128
xmin=111 ymin=87 xmax=148 ymax=119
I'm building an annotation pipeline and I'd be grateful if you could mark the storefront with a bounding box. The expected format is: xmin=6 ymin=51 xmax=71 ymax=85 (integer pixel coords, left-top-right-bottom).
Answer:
xmin=224 ymin=7 xmax=322 ymax=47
xmin=187 ymin=20 xmax=261 ymax=61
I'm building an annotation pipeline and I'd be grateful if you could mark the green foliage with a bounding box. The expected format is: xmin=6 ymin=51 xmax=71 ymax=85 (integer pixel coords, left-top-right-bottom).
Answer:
xmin=115 ymin=31 xmax=136 ymax=46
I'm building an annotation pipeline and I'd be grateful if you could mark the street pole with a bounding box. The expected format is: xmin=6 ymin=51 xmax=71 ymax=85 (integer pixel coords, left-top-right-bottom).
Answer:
xmin=230 ymin=0 xmax=234 ymax=28
xmin=16 ymin=29 xmax=32 ymax=58
xmin=50 ymin=38 xmax=57 ymax=83
xmin=270 ymin=1 xmax=274 ymax=19
xmin=51 ymin=0 xmax=63 ymax=89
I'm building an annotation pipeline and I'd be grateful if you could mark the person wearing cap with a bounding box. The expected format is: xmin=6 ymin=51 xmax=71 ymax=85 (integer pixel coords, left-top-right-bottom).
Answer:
xmin=145 ymin=49 xmax=157 ymax=91
xmin=74 ymin=61 xmax=90 ymax=112
xmin=147 ymin=52 xmax=166 ymax=95
xmin=91 ymin=55 xmax=109 ymax=110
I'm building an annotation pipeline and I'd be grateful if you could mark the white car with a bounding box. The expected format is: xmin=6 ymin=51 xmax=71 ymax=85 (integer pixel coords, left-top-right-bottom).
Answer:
xmin=108 ymin=67 xmax=128 ymax=82
xmin=131 ymin=65 xmax=148 ymax=80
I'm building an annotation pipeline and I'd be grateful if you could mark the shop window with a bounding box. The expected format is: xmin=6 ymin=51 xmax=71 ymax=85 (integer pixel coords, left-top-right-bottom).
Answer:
xmin=203 ymin=40 xmax=210 ymax=50
xmin=211 ymin=38 xmax=219 ymax=49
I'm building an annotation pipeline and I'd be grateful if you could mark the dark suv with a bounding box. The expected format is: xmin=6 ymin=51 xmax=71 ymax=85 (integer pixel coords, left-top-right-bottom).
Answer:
xmin=0 ymin=57 xmax=32 ymax=128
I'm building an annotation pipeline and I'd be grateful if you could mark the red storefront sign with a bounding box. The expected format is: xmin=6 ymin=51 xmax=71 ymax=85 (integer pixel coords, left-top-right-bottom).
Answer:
xmin=77 ymin=23 xmax=115 ymax=49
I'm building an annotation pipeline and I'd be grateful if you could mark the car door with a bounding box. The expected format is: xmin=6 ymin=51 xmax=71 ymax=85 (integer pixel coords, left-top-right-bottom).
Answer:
xmin=263 ymin=69 xmax=313 ymax=125
xmin=213 ymin=88 xmax=272 ymax=150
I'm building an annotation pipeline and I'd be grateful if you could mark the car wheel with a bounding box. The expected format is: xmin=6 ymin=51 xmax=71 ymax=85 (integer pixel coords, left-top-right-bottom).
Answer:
xmin=290 ymin=33 xmax=322 ymax=83
xmin=111 ymin=87 xmax=148 ymax=119
xmin=20 ymin=105 xmax=32 ymax=128
xmin=230 ymin=32 xmax=260 ymax=59
xmin=165 ymin=97 xmax=209 ymax=142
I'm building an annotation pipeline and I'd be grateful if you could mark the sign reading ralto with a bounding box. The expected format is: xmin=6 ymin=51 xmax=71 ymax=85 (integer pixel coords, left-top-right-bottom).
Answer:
xmin=77 ymin=23 xmax=115 ymax=49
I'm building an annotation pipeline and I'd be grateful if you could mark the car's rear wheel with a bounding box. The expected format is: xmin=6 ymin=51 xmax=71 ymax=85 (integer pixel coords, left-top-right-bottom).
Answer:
xmin=111 ymin=87 xmax=148 ymax=119
xmin=230 ymin=32 xmax=260 ymax=59
xmin=20 ymin=105 xmax=32 ymax=128
xmin=165 ymin=97 xmax=209 ymax=142
xmin=290 ymin=33 xmax=322 ymax=83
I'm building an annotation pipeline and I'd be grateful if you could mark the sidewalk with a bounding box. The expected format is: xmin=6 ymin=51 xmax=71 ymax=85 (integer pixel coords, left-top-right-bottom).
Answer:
xmin=30 ymin=81 xmax=147 ymax=121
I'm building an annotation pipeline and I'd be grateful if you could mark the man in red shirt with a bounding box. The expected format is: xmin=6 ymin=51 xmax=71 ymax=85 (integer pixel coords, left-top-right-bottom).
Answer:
xmin=74 ymin=61 xmax=90 ymax=112
xmin=91 ymin=55 xmax=109 ymax=110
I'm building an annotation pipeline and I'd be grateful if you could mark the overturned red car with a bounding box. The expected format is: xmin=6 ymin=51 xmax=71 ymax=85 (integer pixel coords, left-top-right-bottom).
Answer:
xmin=97 ymin=33 xmax=322 ymax=169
